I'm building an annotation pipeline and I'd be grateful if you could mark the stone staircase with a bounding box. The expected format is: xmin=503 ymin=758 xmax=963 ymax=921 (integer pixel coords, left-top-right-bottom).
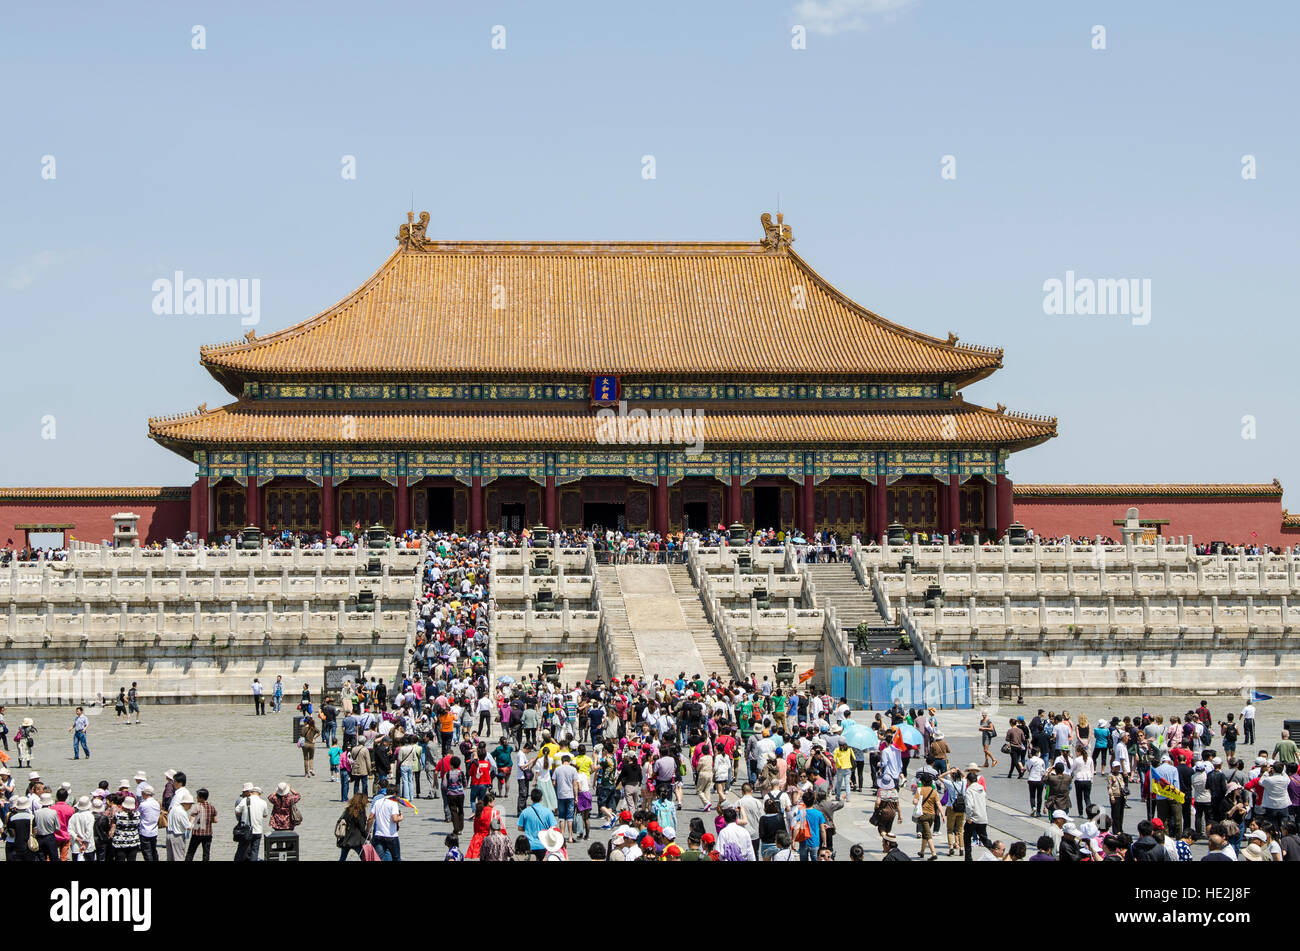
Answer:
xmin=596 ymin=566 xmax=643 ymax=679
xmin=666 ymin=563 xmax=736 ymax=679
xmin=803 ymin=562 xmax=912 ymax=663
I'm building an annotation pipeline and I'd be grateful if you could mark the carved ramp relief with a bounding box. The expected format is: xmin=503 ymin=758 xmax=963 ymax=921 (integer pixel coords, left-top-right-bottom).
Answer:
xmin=618 ymin=566 xmax=705 ymax=678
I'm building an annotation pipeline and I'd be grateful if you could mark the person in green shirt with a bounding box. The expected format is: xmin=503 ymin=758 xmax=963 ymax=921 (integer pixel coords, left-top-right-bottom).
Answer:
xmin=1273 ymin=730 xmax=1299 ymax=766
xmin=772 ymin=692 xmax=788 ymax=731
xmin=492 ymin=737 xmax=515 ymax=797
xmin=738 ymin=699 xmax=755 ymax=734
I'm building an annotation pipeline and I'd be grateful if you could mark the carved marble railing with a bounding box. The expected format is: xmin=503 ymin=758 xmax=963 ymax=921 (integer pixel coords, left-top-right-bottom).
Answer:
xmin=64 ymin=540 xmax=424 ymax=571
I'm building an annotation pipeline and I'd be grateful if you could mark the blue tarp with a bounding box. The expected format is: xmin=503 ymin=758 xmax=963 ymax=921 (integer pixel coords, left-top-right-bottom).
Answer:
xmin=830 ymin=664 xmax=971 ymax=710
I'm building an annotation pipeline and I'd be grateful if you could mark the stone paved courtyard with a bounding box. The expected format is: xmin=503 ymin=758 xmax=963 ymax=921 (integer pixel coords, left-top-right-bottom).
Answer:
xmin=1 ymin=693 xmax=1293 ymax=861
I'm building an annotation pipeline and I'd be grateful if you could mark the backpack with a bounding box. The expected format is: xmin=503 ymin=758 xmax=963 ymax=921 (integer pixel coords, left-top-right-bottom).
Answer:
xmin=950 ymin=780 xmax=967 ymax=813
xmin=334 ymin=814 xmax=349 ymax=842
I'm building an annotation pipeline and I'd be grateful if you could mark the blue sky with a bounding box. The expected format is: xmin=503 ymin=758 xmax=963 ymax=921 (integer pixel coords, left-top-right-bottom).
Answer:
xmin=1 ymin=0 xmax=1297 ymax=488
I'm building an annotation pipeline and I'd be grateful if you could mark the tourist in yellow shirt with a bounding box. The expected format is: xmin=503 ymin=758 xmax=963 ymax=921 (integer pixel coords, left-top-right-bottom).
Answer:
xmin=832 ymin=739 xmax=854 ymax=802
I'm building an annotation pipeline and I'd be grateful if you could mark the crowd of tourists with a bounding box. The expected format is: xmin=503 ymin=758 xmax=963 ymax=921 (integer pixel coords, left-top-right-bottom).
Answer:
xmin=4 ymin=524 xmax=1299 ymax=863
xmin=988 ymin=702 xmax=1300 ymax=861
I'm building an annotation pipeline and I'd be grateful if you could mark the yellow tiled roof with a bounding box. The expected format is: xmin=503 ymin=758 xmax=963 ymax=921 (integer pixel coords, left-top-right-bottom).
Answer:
xmin=149 ymin=401 xmax=1056 ymax=449
xmin=0 ymin=486 xmax=190 ymax=501
xmin=1014 ymin=480 xmax=1283 ymax=498
xmin=199 ymin=215 xmax=1003 ymax=382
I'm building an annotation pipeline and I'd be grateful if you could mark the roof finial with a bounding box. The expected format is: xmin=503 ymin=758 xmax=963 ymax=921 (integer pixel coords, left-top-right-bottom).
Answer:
xmin=397 ymin=210 xmax=432 ymax=249
xmin=759 ymin=211 xmax=793 ymax=251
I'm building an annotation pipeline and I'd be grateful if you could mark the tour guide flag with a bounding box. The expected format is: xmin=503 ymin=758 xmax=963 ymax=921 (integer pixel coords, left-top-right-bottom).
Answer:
xmin=1150 ymin=776 xmax=1185 ymax=804
xmin=391 ymin=796 xmax=419 ymax=814
xmin=798 ymin=668 xmax=816 ymax=684
xmin=1252 ymin=690 xmax=1273 ymax=701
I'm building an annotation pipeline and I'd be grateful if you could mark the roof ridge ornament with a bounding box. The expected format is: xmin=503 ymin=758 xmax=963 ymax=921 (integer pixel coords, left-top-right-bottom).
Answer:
xmin=398 ymin=210 xmax=433 ymax=250
xmin=759 ymin=212 xmax=793 ymax=251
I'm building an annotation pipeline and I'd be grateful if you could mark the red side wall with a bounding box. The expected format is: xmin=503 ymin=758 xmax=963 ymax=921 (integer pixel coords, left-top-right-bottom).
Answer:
xmin=0 ymin=499 xmax=191 ymax=547
xmin=1014 ymin=496 xmax=1286 ymax=547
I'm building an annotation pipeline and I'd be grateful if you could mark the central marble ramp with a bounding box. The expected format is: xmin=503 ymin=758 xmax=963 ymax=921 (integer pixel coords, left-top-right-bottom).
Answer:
xmin=617 ymin=565 xmax=706 ymax=679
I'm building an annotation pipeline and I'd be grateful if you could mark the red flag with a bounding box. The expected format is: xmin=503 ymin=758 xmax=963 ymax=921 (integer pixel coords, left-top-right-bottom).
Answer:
xmin=798 ymin=668 xmax=815 ymax=684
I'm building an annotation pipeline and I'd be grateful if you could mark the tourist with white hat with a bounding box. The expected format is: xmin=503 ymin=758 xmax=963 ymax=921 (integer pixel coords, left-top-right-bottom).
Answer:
xmin=538 ymin=825 xmax=567 ymax=861
xmin=109 ymin=795 xmax=141 ymax=860
xmin=68 ymin=796 xmax=95 ymax=861
xmin=166 ymin=787 xmax=195 ymax=861
xmin=15 ymin=717 xmax=36 ymax=767
xmin=3 ymin=795 xmax=37 ymax=861
xmin=233 ymin=782 xmax=270 ymax=861
xmin=33 ymin=791 xmax=60 ymax=861
xmin=0 ymin=766 xmax=12 ymax=819
xmin=137 ymin=784 xmax=161 ymax=861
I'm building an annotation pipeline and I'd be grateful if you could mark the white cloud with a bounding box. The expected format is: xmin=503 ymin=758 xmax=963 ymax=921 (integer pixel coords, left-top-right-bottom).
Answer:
xmin=6 ymin=250 xmax=60 ymax=290
xmin=794 ymin=0 xmax=919 ymax=36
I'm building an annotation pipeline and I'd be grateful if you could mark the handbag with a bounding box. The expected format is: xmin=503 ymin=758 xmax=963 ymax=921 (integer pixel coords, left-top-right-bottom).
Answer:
xmin=1001 ymin=743 xmax=1012 ymax=754
xmin=232 ymin=801 xmax=253 ymax=843
xmin=290 ymin=800 xmax=304 ymax=827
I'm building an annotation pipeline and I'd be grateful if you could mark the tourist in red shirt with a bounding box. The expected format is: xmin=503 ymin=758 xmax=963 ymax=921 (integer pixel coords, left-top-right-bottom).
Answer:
xmin=52 ymin=787 xmax=75 ymax=861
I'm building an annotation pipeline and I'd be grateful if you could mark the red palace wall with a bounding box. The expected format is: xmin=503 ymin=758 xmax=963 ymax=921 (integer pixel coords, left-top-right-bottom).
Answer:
xmin=1014 ymin=494 xmax=1288 ymax=548
xmin=2 ymin=484 xmax=1296 ymax=549
xmin=0 ymin=492 xmax=191 ymax=548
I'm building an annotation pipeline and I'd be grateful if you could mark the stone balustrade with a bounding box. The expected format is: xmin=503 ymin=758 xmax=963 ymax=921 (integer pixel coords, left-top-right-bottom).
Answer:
xmin=900 ymin=594 xmax=1297 ymax=637
xmin=704 ymin=567 xmax=802 ymax=602
xmin=687 ymin=545 xmax=789 ymax=572
xmin=853 ymin=533 xmax=1297 ymax=571
xmin=4 ymin=597 xmax=414 ymax=640
xmin=488 ymin=571 xmax=595 ymax=603
xmin=62 ymin=541 xmax=423 ymax=571
xmin=1 ymin=563 xmax=416 ymax=603
xmin=877 ymin=562 xmax=1300 ymax=600
xmin=489 ymin=547 xmax=592 ymax=572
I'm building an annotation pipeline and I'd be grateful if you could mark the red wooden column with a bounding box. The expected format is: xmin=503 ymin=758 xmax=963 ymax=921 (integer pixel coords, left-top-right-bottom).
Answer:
xmin=873 ymin=477 xmax=888 ymax=542
xmin=545 ymin=476 xmax=557 ymax=529
xmin=395 ymin=476 xmax=409 ymax=534
xmin=947 ymin=474 xmax=961 ymax=538
xmin=470 ymin=477 xmax=484 ymax=533
xmin=199 ymin=479 xmax=210 ymax=540
xmin=321 ymin=476 xmax=335 ymax=537
xmin=996 ymin=474 xmax=1013 ymax=538
xmin=655 ymin=475 xmax=668 ymax=537
xmin=727 ymin=476 xmax=742 ymax=525
xmin=189 ymin=476 xmax=206 ymax=538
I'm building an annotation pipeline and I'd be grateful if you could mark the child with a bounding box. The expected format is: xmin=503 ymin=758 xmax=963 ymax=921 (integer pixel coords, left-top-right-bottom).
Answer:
xmin=328 ymin=742 xmax=342 ymax=782
xmin=444 ymin=833 xmax=462 ymax=861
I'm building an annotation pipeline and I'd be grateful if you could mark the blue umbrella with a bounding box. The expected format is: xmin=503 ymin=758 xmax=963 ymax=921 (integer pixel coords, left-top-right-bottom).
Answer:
xmin=896 ymin=723 xmax=924 ymax=747
xmin=840 ymin=722 xmax=879 ymax=751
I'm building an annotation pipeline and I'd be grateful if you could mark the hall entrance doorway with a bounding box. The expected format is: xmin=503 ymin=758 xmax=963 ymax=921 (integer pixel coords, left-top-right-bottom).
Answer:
xmin=753 ymin=486 xmax=781 ymax=530
xmin=682 ymin=501 xmax=709 ymax=533
xmin=584 ymin=502 xmax=626 ymax=533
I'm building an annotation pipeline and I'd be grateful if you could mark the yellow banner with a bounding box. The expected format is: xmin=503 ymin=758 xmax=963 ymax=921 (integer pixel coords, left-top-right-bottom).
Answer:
xmin=1151 ymin=777 xmax=1185 ymax=804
